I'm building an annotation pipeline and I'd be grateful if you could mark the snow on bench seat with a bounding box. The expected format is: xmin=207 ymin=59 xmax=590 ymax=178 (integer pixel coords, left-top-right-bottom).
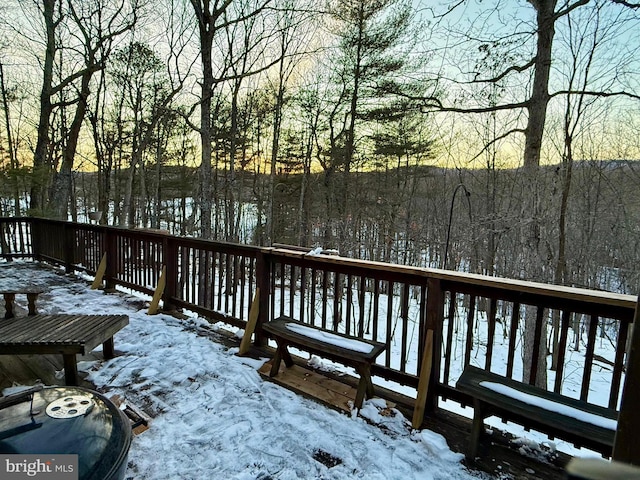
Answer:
xmin=284 ymin=322 xmax=376 ymax=354
xmin=261 ymin=316 xmax=386 ymax=410
xmin=456 ymin=365 xmax=618 ymax=461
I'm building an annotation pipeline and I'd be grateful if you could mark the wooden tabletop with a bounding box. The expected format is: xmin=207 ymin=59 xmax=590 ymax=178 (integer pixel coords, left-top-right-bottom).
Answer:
xmin=0 ymin=314 xmax=129 ymax=355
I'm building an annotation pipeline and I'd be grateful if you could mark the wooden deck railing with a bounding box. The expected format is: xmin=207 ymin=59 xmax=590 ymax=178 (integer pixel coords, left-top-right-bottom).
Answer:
xmin=264 ymin=247 xmax=636 ymax=414
xmin=1 ymin=216 xmax=638 ymax=459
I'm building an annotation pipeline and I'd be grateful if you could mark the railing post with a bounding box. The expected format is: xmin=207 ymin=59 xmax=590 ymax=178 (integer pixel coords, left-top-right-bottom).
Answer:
xmin=104 ymin=228 xmax=117 ymax=291
xmin=613 ymin=296 xmax=640 ymax=465
xmin=254 ymin=249 xmax=272 ymax=347
xmin=163 ymin=235 xmax=178 ymax=311
xmin=63 ymin=223 xmax=74 ymax=274
xmin=31 ymin=218 xmax=42 ymax=261
xmin=425 ymin=277 xmax=445 ymax=413
xmin=0 ymin=218 xmax=8 ymax=258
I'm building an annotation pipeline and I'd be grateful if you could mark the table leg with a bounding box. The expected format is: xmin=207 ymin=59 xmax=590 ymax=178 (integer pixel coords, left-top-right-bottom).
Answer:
xmin=3 ymin=293 xmax=15 ymax=319
xmin=26 ymin=293 xmax=38 ymax=315
xmin=102 ymin=337 xmax=115 ymax=358
xmin=63 ymin=354 xmax=79 ymax=386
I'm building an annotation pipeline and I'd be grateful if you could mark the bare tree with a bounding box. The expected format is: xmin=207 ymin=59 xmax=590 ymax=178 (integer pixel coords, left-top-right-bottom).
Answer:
xmin=0 ymin=57 xmax=21 ymax=216
xmin=32 ymin=0 xmax=140 ymax=219
xmin=189 ymin=0 xmax=270 ymax=238
xmin=264 ymin=0 xmax=317 ymax=246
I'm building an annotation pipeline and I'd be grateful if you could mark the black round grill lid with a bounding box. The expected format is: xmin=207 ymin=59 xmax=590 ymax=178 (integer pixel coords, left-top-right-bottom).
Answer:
xmin=0 ymin=386 xmax=132 ymax=480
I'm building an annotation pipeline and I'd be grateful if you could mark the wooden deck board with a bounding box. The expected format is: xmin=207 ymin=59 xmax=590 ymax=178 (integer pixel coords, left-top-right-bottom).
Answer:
xmin=259 ymin=360 xmax=358 ymax=413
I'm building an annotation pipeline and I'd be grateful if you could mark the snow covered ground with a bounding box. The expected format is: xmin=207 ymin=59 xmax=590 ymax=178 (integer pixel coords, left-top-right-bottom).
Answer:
xmin=1 ymin=261 xmax=491 ymax=480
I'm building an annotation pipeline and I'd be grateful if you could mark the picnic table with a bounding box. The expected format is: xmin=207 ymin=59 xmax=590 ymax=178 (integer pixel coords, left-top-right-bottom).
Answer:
xmin=0 ymin=287 xmax=45 ymax=318
xmin=0 ymin=314 xmax=129 ymax=385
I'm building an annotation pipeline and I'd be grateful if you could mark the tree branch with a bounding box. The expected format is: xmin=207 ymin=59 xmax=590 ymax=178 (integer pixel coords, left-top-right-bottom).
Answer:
xmin=554 ymin=0 xmax=591 ymax=20
xmin=50 ymin=64 xmax=103 ymax=96
xmin=550 ymin=89 xmax=640 ymax=101
xmin=472 ymin=58 xmax=536 ymax=83
xmin=419 ymin=99 xmax=529 ymax=114
xmin=469 ymin=128 xmax=527 ymax=163
xmin=610 ymin=0 xmax=640 ymax=7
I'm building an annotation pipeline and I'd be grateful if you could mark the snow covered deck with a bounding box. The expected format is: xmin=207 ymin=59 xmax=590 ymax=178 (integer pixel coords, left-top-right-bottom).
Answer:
xmin=3 ymin=217 xmax=640 ymax=477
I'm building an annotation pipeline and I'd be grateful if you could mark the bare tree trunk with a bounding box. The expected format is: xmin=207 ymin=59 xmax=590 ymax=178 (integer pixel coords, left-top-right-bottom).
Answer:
xmin=50 ymin=68 xmax=92 ymax=219
xmin=122 ymin=146 xmax=141 ymax=227
xmin=0 ymin=60 xmax=20 ymax=216
xmin=191 ymin=0 xmax=215 ymax=239
xmin=268 ymin=59 xmax=286 ymax=245
xmin=521 ymin=0 xmax=558 ymax=388
xmin=30 ymin=0 xmax=56 ymax=214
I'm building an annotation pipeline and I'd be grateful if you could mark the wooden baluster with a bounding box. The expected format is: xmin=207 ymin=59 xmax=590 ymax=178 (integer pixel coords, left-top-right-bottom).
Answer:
xmin=346 ymin=274 xmax=353 ymax=335
xmin=239 ymin=256 xmax=246 ymax=321
xmin=506 ymin=303 xmax=519 ymax=379
xmin=443 ymin=291 xmax=457 ymax=385
xmin=372 ymin=280 xmax=380 ymax=342
xmin=528 ymin=306 xmax=545 ymax=386
xmin=309 ymin=268 xmax=317 ymax=326
xmin=232 ymin=254 xmax=239 ymax=317
xmin=553 ymin=310 xmax=571 ymax=394
xmin=358 ymin=276 xmax=366 ymax=337
xmin=279 ymin=262 xmax=285 ymax=317
xmin=610 ymin=319 xmax=629 ymax=409
xmin=321 ymin=270 xmax=328 ymax=330
xmin=400 ymin=283 xmax=410 ymax=373
xmin=464 ymin=295 xmax=476 ymax=367
xmin=299 ymin=267 xmax=306 ymax=324
xmin=580 ymin=314 xmax=598 ymax=402
xmin=485 ymin=298 xmax=497 ymax=370
xmin=333 ymin=272 xmax=341 ymax=331
xmin=386 ymin=281 xmax=394 ymax=368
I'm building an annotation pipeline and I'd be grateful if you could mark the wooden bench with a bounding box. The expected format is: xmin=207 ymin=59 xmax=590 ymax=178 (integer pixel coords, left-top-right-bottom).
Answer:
xmin=261 ymin=316 xmax=386 ymax=410
xmin=456 ymin=365 xmax=617 ymax=461
xmin=0 ymin=314 xmax=129 ymax=386
xmin=0 ymin=287 xmax=45 ymax=318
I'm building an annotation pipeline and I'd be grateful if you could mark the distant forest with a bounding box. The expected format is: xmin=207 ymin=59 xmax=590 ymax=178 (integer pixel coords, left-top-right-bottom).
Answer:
xmin=3 ymin=159 xmax=637 ymax=295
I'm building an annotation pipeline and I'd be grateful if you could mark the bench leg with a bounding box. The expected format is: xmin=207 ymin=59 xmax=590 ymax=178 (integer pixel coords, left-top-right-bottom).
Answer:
xmin=63 ymin=354 xmax=79 ymax=386
xmin=279 ymin=343 xmax=294 ymax=367
xmin=26 ymin=293 xmax=39 ymax=315
xmin=354 ymin=364 xmax=374 ymax=410
xmin=3 ymin=293 xmax=15 ymax=319
xmin=354 ymin=378 xmax=368 ymax=410
xmin=270 ymin=339 xmax=295 ymax=377
xmin=270 ymin=348 xmax=283 ymax=377
xmin=468 ymin=399 xmax=486 ymax=462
